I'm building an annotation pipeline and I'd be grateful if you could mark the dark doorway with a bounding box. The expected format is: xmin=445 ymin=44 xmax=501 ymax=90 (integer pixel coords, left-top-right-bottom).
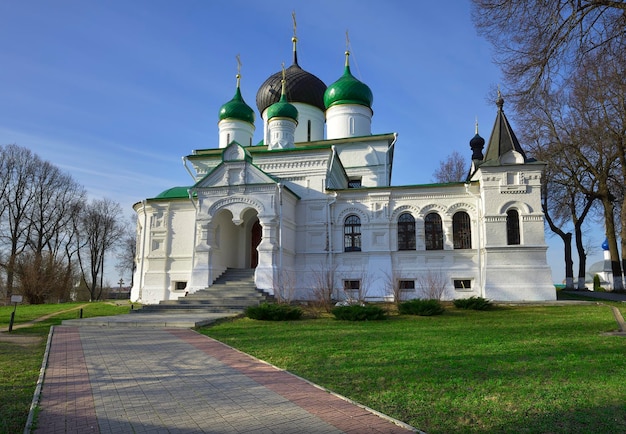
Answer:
xmin=250 ymin=220 xmax=262 ymax=268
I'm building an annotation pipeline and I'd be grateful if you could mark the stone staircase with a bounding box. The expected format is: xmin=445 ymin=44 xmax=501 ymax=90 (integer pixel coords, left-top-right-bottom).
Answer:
xmin=135 ymin=268 xmax=272 ymax=315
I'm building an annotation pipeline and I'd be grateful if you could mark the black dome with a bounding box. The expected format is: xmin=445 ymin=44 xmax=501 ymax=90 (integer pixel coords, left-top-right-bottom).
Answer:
xmin=256 ymin=63 xmax=327 ymax=114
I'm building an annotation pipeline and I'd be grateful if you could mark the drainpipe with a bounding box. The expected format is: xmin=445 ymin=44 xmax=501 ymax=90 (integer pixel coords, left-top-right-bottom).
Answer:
xmin=327 ymin=191 xmax=338 ymax=272
xmin=278 ymin=183 xmax=283 ymax=295
xmin=188 ymin=188 xmax=197 ymax=291
xmin=182 ymin=156 xmax=195 ymax=180
xmin=326 ymin=146 xmax=337 ymax=189
xmin=386 ymin=133 xmax=398 ymax=185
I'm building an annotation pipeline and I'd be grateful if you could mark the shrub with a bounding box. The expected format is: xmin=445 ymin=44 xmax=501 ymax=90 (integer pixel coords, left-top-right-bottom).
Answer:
xmin=331 ymin=304 xmax=386 ymax=321
xmin=398 ymin=299 xmax=445 ymax=316
xmin=593 ymin=274 xmax=602 ymax=291
xmin=453 ymin=296 xmax=492 ymax=310
xmin=245 ymin=303 xmax=303 ymax=321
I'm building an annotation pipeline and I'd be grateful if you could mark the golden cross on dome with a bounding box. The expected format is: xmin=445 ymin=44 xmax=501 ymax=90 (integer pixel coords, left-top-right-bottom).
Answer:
xmin=281 ymin=62 xmax=286 ymax=95
xmin=292 ymin=11 xmax=297 ymax=43
xmin=236 ymin=54 xmax=242 ymax=87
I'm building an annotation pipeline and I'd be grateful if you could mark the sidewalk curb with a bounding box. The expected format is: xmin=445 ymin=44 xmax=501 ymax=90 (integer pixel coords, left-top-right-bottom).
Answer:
xmin=23 ymin=326 xmax=54 ymax=434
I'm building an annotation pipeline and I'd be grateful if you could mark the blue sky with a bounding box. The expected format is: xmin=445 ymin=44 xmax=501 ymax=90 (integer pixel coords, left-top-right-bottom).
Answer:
xmin=0 ymin=0 xmax=601 ymax=283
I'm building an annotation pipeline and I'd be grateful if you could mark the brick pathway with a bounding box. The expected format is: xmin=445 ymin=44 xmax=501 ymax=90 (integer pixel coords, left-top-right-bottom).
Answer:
xmin=33 ymin=326 xmax=417 ymax=434
xmin=34 ymin=327 xmax=99 ymax=433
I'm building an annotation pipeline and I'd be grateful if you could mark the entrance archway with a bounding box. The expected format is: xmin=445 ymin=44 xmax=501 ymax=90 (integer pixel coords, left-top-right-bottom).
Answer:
xmin=211 ymin=208 xmax=260 ymax=270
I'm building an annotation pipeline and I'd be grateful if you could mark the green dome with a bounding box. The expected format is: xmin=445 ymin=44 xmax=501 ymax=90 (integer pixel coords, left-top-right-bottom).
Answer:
xmin=324 ymin=65 xmax=373 ymax=109
xmin=266 ymin=93 xmax=298 ymax=121
xmin=219 ymin=87 xmax=255 ymax=124
xmin=154 ymin=186 xmax=191 ymax=199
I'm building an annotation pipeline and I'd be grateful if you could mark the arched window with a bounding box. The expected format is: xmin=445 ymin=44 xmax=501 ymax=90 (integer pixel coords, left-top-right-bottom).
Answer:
xmin=398 ymin=213 xmax=416 ymax=250
xmin=506 ymin=209 xmax=520 ymax=245
xmin=453 ymin=212 xmax=471 ymax=249
xmin=425 ymin=213 xmax=443 ymax=250
xmin=344 ymin=215 xmax=361 ymax=252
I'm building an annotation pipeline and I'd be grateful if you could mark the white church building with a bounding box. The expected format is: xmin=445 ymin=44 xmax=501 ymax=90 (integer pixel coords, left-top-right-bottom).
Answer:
xmin=131 ymin=35 xmax=555 ymax=305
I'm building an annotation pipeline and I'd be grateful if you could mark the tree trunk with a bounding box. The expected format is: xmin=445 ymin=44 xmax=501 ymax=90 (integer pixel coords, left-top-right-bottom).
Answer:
xmin=574 ymin=197 xmax=594 ymax=290
xmin=543 ymin=200 xmax=574 ymax=289
xmin=601 ymin=197 xmax=624 ymax=291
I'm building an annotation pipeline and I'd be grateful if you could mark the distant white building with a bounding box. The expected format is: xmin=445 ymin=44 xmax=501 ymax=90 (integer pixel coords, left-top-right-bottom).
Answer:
xmin=131 ymin=35 xmax=555 ymax=304
xmin=586 ymin=239 xmax=614 ymax=290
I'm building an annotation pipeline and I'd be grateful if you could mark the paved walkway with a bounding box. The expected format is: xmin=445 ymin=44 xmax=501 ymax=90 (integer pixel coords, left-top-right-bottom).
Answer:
xmin=32 ymin=326 xmax=417 ymax=434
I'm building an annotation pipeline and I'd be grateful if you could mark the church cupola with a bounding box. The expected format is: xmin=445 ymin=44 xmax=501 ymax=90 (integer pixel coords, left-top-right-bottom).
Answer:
xmin=324 ymin=48 xmax=373 ymax=140
xmin=470 ymin=119 xmax=485 ymax=161
xmin=218 ymin=59 xmax=255 ymax=148
xmin=256 ymin=14 xmax=326 ymax=144
xmin=267 ymin=66 xmax=298 ymax=150
xmin=467 ymin=119 xmax=486 ymax=179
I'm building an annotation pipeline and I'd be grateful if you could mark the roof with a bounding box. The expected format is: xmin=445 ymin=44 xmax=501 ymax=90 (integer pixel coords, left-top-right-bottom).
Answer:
xmin=324 ymin=59 xmax=373 ymax=109
xmin=219 ymin=86 xmax=255 ymax=124
xmin=256 ymin=63 xmax=327 ymax=114
xmin=153 ymin=186 xmax=193 ymax=199
xmin=482 ymin=94 xmax=528 ymax=163
xmin=267 ymin=93 xmax=299 ymax=121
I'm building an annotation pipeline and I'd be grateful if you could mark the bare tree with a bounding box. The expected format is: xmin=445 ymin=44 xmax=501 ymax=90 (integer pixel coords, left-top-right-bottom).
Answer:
xmin=416 ymin=269 xmax=449 ymax=300
xmin=75 ymin=198 xmax=125 ymax=301
xmin=433 ymin=151 xmax=467 ymax=183
xmin=0 ymin=145 xmax=38 ymax=298
xmin=310 ymin=261 xmax=338 ymax=312
xmin=382 ymin=268 xmax=412 ymax=306
xmin=474 ymin=2 xmax=626 ymax=290
xmin=522 ymin=103 xmax=597 ymax=290
xmin=339 ymin=265 xmax=377 ymax=304
xmin=15 ymin=251 xmax=76 ymax=304
xmin=275 ymin=269 xmax=297 ymax=304
xmin=472 ymin=0 xmax=626 ymax=103
xmin=115 ymin=215 xmax=138 ymax=288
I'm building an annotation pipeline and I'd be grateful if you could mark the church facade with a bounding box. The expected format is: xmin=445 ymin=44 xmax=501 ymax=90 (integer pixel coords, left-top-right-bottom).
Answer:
xmin=131 ymin=37 xmax=555 ymax=305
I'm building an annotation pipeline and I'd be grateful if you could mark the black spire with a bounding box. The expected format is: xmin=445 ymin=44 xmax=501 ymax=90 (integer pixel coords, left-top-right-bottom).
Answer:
xmin=483 ymin=91 xmax=527 ymax=163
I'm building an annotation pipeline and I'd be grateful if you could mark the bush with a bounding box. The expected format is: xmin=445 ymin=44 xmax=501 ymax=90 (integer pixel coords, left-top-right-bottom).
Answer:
xmin=398 ymin=299 xmax=445 ymax=316
xmin=593 ymin=274 xmax=603 ymax=291
xmin=245 ymin=303 xmax=303 ymax=321
xmin=453 ymin=296 xmax=492 ymax=310
xmin=331 ymin=304 xmax=387 ymax=321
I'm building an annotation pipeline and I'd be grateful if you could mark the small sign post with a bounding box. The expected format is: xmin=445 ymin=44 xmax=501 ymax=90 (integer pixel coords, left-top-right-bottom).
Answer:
xmin=8 ymin=295 xmax=23 ymax=333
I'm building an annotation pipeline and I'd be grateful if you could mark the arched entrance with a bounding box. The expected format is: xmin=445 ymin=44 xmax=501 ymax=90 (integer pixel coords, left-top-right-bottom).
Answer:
xmin=211 ymin=208 xmax=261 ymax=270
xmin=250 ymin=220 xmax=262 ymax=268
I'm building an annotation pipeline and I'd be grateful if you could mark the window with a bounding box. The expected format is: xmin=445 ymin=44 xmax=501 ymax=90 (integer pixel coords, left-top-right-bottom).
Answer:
xmin=506 ymin=209 xmax=520 ymax=245
xmin=397 ymin=213 xmax=416 ymax=250
xmin=453 ymin=279 xmax=472 ymax=290
xmin=175 ymin=281 xmax=187 ymax=291
xmin=425 ymin=213 xmax=443 ymax=250
xmin=453 ymin=212 xmax=471 ymax=249
xmin=344 ymin=215 xmax=362 ymax=252
xmin=307 ymin=120 xmax=311 ymax=142
xmin=348 ymin=178 xmax=362 ymax=188
xmin=399 ymin=280 xmax=415 ymax=291
xmin=343 ymin=280 xmax=360 ymax=299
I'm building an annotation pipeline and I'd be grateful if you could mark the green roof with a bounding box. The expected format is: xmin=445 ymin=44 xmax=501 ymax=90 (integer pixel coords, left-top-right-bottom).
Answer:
xmin=324 ymin=64 xmax=373 ymax=109
xmin=154 ymin=186 xmax=192 ymax=199
xmin=266 ymin=93 xmax=298 ymax=121
xmin=219 ymin=87 xmax=255 ymax=124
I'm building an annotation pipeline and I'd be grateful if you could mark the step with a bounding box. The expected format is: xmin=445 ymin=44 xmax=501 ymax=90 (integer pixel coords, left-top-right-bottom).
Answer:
xmin=132 ymin=268 xmax=272 ymax=316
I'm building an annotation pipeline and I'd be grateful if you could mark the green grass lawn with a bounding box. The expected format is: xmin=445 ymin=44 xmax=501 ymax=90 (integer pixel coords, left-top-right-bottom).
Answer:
xmin=0 ymin=301 xmax=133 ymax=434
xmin=200 ymin=303 xmax=626 ymax=434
